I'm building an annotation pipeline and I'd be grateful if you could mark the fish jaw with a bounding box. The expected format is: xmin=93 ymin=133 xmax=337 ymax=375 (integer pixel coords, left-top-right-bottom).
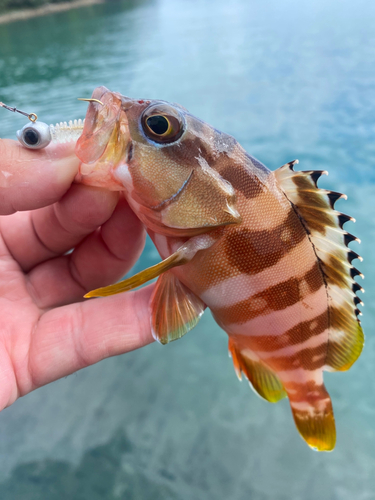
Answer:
xmin=75 ymin=86 xmax=134 ymax=191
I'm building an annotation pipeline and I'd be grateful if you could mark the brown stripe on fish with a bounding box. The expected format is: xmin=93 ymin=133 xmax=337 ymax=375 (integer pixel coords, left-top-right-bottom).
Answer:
xmin=212 ymin=144 xmax=269 ymax=199
xmin=233 ymin=311 xmax=328 ymax=353
xmin=302 ymin=260 xmax=323 ymax=294
xmin=293 ymin=205 xmax=337 ymax=235
xmin=224 ymin=210 xmax=306 ymax=275
xmin=199 ymin=237 xmax=325 ymax=308
xmin=219 ymin=162 xmax=265 ymax=199
xmin=330 ymin=304 xmax=361 ymax=331
xmin=218 ymin=262 xmax=325 ymax=325
xmin=263 ymin=343 xmax=327 ymax=371
xmin=320 ymin=252 xmax=351 ymax=288
xmin=288 ymin=172 xmax=336 ymax=235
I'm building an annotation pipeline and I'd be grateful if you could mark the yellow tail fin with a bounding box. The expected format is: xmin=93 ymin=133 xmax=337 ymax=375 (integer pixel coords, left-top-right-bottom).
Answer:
xmin=289 ymin=386 xmax=336 ymax=452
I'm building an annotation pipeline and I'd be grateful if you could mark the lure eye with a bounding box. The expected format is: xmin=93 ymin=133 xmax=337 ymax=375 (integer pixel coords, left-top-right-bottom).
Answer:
xmin=16 ymin=121 xmax=51 ymax=149
xmin=141 ymin=104 xmax=184 ymax=144
xmin=24 ymin=128 xmax=40 ymax=146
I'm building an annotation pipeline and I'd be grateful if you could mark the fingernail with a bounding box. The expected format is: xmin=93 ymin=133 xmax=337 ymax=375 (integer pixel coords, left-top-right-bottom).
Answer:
xmin=44 ymin=143 xmax=80 ymax=185
xmin=53 ymin=154 xmax=81 ymax=185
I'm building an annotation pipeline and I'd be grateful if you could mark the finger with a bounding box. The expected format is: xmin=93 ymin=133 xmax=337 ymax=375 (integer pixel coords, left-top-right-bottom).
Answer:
xmin=26 ymin=285 xmax=155 ymax=392
xmin=26 ymin=197 xmax=146 ymax=309
xmin=0 ymin=139 xmax=79 ymax=214
xmin=1 ymin=184 xmax=120 ymax=271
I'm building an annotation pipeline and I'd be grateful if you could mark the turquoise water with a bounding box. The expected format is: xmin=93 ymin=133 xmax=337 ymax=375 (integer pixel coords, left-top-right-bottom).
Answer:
xmin=0 ymin=0 xmax=375 ymax=498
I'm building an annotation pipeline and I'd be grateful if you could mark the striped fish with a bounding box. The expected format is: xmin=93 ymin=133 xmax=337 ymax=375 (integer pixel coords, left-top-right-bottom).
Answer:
xmin=76 ymin=87 xmax=364 ymax=451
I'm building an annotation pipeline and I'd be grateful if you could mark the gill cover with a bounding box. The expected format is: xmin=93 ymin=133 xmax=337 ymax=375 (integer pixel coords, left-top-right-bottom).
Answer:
xmin=158 ymin=160 xmax=242 ymax=230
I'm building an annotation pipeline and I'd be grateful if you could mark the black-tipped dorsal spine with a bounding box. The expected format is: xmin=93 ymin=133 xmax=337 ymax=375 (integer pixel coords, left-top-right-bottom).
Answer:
xmin=354 ymin=296 xmax=364 ymax=306
xmin=287 ymin=160 xmax=299 ymax=170
xmin=348 ymin=250 xmax=362 ymax=263
xmin=338 ymin=213 xmax=354 ymax=229
xmin=327 ymin=191 xmax=345 ymax=209
xmin=352 ymin=282 xmax=364 ymax=294
xmin=344 ymin=233 xmax=359 ymax=246
xmin=350 ymin=267 xmax=363 ymax=279
xmin=309 ymin=171 xmax=326 ymax=187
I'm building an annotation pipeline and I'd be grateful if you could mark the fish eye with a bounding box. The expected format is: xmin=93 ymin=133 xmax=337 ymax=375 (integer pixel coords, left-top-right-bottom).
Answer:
xmin=141 ymin=104 xmax=184 ymax=144
xmin=146 ymin=115 xmax=170 ymax=135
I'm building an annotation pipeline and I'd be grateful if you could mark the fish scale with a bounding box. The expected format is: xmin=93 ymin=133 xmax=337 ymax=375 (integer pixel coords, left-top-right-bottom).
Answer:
xmin=76 ymin=86 xmax=364 ymax=452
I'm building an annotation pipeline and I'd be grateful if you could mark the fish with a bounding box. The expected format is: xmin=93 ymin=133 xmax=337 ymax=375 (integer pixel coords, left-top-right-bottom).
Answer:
xmin=75 ymin=86 xmax=364 ymax=451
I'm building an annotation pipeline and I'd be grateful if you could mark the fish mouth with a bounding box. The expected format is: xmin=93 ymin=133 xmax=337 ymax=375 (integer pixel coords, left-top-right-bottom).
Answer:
xmin=74 ymin=87 xmax=132 ymax=189
xmin=75 ymin=86 xmax=129 ymax=165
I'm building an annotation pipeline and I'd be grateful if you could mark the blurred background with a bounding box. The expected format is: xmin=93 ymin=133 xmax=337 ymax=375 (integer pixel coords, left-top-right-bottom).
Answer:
xmin=0 ymin=0 xmax=375 ymax=498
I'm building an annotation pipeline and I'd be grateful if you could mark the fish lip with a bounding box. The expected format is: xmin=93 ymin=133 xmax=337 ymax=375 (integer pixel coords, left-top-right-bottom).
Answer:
xmin=76 ymin=87 xmax=132 ymax=169
xmin=149 ymin=170 xmax=194 ymax=210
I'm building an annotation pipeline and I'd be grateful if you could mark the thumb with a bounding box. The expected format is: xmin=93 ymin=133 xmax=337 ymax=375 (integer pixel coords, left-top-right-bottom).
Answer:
xmin=0 ymin=139 xmax=80 ymax=214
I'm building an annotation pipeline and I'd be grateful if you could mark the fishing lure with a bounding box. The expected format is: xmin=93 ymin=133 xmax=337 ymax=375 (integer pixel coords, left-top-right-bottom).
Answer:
xmin=1 ymin=89 xmax=364 ymax=451
xmin=0 ymin=98 xmax=101 ymax=148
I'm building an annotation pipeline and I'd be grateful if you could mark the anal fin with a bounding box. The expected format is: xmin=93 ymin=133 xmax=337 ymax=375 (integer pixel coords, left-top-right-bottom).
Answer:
xmin=151 ymin=271 xmax=206 ymax=344
xmin=228 ymin=339 xmax=287 ymax=403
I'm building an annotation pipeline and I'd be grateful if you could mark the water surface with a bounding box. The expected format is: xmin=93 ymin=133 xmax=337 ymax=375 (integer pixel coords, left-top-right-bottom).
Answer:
xmin=0 ymin=0 xmax=375 ymax=498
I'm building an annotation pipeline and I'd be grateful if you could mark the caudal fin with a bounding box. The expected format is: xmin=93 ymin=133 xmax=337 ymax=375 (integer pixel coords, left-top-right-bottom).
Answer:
xmin=289 ymin=385 xmax=336 ymax=452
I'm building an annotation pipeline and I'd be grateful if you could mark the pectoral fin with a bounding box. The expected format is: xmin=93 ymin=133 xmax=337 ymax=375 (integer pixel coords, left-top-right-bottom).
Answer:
xmin=84 ymin=233 xmax=216 ymax=298
xmin=151 ymin=271 xmax=206 ymax=344
xmin=84 ymin=251 xmax=184 ymax=298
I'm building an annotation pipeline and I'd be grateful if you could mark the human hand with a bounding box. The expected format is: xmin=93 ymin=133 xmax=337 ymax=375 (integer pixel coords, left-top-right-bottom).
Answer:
xmin=0 ymin=139 xmax=154 ymax=410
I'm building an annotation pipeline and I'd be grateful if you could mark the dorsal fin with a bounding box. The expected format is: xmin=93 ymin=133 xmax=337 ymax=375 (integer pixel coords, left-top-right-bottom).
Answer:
xmin=274 ymin=160 xmax=364 ymax=372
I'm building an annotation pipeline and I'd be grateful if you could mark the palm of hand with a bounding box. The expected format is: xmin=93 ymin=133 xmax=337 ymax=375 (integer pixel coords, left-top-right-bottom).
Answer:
xmin=0 ymin=141 xmax=153 ymax=411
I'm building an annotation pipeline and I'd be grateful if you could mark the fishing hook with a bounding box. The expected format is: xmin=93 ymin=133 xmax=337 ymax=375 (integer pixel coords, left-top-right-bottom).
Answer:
xmin=77 ymin=98 xmax=104 ymax=105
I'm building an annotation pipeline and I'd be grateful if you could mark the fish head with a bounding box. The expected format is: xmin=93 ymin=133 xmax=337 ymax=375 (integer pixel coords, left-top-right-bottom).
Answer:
xmin=75 ymin=87 xmax=241 ymax=236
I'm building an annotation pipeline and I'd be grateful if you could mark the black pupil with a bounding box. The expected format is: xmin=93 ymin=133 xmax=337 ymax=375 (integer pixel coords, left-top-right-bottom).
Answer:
xmin=146 ymin=115 xmax=169 ymax=135
xmin=24 ymin=129 xmax=39 ymax=146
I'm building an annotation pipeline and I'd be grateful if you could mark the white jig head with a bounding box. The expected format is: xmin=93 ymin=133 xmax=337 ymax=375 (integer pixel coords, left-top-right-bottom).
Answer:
xmin=1 ymin=97 xmax=103 ymax=149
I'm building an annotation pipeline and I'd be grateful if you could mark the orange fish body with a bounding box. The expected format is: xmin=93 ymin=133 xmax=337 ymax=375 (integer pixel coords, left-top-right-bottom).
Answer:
xmin=76 ymin=87 xmax=364 ymax=451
